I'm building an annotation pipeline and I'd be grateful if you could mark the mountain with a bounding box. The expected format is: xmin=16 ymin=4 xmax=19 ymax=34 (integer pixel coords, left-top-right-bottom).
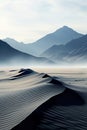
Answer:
xmin=0 ymin=40 xmax=53 ymax=66
xmin=41 ymin=35 xmax=87 ymax=65
xmin=3 ymin=38 xmax=25 ymax=48
xmin=26 ymin=26 xmax=83 ymax=55
xmin=3 ymin=26 xmax=83 ymax=56
xmin=3 ymin=38 xmax=35 ymax=56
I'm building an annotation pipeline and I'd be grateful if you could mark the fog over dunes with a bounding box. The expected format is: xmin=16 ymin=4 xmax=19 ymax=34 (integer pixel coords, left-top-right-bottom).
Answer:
xmin=0 ymin=0 xmax=87 ymax=129
xmin=0 ymin=26 xmax=87 ymax=130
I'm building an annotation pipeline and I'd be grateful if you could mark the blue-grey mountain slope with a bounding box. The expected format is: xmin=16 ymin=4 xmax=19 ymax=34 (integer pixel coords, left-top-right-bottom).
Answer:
xmin=3 ymin=38 xmax=35 ymax=56
xmin=3 ymin=26 xmax=83 ymax=56
xmin=41 ymin=35 xmax=87 ymax=64
xmin=0 ymin=40 xmax=53 ymax=66
xmin=29 ymin=26 xmax=83 ymax=53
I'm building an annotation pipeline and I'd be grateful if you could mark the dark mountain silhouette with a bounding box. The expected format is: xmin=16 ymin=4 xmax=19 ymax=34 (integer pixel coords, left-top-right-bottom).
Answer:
xmin=41 ymin=35 xmax=87 ymax=64
xmin=3 ymin=26 xmax=83 ymax=56
xmin=3 ymin=38 xmax=25 ymax=48
xmin=3 ymin=38 xmax=35 ymax=56
xmin=0 ymin=40 xmax=53 ymax=66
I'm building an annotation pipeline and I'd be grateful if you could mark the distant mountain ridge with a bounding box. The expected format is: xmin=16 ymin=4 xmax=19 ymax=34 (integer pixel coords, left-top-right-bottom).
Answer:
xmin=41 ymin=34 xmax=87 ymax=65
xmin=3 ymin=26 xmax=83 ymax=56
xmin=0 ymin=40 xmax=53 ymax=66
xmin=3 ymin=38 xmax=35 ymax=56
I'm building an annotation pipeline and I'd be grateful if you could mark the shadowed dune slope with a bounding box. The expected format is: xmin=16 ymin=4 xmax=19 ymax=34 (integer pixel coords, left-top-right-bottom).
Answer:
xmin=12 ymin=88 xmax=85 ymax=130
xmin=0 ymin=68 xmax=87 ymax=130
xmin=0 ymin=69 xmax=65 ymax=130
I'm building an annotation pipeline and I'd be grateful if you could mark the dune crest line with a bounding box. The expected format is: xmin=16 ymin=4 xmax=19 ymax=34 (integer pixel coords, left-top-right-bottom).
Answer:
xmin=0 ymin=68 xmax=65 ymax=130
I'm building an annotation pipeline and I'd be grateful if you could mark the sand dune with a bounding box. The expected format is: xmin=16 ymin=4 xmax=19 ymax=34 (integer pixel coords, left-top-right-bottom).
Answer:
xmin=12 ymin=88 xmax=86 ymax=130
xmin=0 ymin=68 xmax=87 ymax=130
xmin=0 ymin=69 xmax=65 ymax=130
xmin=11 ymin=69 xmax=87 ymax=130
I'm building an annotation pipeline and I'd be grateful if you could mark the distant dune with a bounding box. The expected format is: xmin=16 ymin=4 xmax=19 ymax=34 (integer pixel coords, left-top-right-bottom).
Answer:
xmin=0 ymin=68 xmax=87 ymax=130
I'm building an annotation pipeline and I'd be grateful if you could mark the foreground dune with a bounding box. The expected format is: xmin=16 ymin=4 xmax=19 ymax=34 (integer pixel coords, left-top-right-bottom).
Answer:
xmin=0 ymin=69 xmax=65 ymax=130
xmin=0 ymin=68 xmax=87 ymax=130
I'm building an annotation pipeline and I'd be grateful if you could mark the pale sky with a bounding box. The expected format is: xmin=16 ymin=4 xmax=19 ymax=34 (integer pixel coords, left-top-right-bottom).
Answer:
xmin=0 ymin=0 xmax=87 ymax=43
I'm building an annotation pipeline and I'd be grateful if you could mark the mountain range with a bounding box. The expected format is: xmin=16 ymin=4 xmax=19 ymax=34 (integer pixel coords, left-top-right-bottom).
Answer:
xmin=3 ymin=26 xmax=83 ymax=56
xmin=41 ymin=34 xmax=87 ymax=65
xmin=0 ymin=40 xmax=53 ymax=66
xmin=1 ymin=26 xmax=87 ymax=66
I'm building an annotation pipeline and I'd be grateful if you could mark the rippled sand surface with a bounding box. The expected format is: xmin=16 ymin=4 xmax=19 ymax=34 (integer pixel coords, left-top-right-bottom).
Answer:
xmin=0 ymin=68 xmax=87 ymax=130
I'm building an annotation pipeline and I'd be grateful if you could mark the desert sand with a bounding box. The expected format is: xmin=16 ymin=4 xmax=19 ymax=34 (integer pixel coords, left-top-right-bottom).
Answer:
xmin=0 ymin=68 xmax=87 ymax=130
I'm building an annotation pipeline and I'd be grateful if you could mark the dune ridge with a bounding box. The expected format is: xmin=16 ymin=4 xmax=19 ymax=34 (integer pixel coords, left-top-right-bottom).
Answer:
xmin=0 ymin=69 xmax=65 ymax=130
xmin=12 ymin=88 xmax=85 ymax=130
xmin=0 ymin=68 xmax=87 ymax=130
xmin=11 ymin=69 xmax=87 ymax=130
